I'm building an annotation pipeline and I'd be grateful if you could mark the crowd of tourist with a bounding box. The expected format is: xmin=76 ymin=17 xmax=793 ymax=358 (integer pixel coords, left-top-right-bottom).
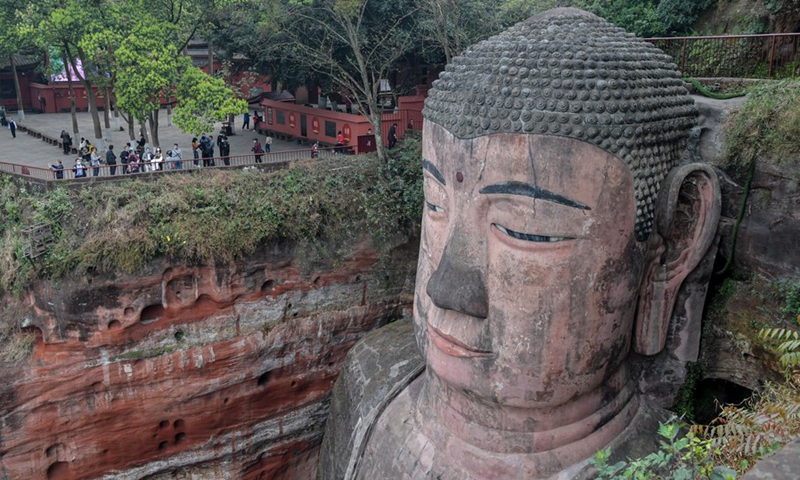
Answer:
xmin=48 ymin=131 xmax=258 ymax=179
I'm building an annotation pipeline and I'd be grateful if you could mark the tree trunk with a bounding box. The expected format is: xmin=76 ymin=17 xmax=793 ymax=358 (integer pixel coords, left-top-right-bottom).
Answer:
xmin=66 ymin=63 xmax=79 ymax=136
xmin=227 ymin=112 xmax=236 ymax=135
xmin=10 ymin=55 xmax=25 ymax=121
xmin=123 ymin=111 xmax=134 ymax=140
xmin=207 ymin=41 xmax=213 ymax=75
xmin=83 ymin=81 xmax=103 ymax=146
xmin=102 ymin=88 xmax=111 ymax=128
xmin=140 ymin=118 xmax=149 ymax=144
xmin=102 ymin=86 xmax=112 ymax=144
xmin=148 ymin=110 xmax=160 ymax=148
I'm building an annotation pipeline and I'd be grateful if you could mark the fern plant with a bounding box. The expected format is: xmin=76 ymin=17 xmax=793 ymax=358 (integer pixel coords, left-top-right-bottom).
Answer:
xmin=759 ymin=323 xmax=800 ymax=372
xmin=690 ymin=320 xmax=800 ymax=474
xmin=692 ymin=376 xmax=800 ymax=474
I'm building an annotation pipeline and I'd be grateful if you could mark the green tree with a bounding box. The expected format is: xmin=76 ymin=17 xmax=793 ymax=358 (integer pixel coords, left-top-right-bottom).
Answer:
xmin=0 ymin=0 xmax=37 ymax=121
xmin=173 ymin=66 xmax=248 ymax=135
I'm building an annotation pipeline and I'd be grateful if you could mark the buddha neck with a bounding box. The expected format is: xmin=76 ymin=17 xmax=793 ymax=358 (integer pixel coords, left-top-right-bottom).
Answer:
xmin=414 ymin=363 xmax=637 ymax=455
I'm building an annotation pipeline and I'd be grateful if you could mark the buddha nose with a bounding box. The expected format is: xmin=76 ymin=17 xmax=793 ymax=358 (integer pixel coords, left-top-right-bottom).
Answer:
xmin=426 ymin=242 xmax=489 ymax=319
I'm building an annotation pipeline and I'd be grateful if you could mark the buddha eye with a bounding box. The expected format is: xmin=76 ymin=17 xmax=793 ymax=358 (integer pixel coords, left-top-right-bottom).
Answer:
xmin=426 ymin=201 xmax=445 ymax=213
xmin=493 ymin=224 xmax=573 ymax=242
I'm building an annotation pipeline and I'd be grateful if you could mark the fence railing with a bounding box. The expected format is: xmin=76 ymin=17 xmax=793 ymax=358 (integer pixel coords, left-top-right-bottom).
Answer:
xmin=0 ymin=146 xmax=341 ymax=183
xmin=646 ymin=33 xmax=800 ymax=79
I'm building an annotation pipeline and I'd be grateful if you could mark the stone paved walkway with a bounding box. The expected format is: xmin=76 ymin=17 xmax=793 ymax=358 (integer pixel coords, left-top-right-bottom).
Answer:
xmin=0 ymin=112 xmax=304 ymax=171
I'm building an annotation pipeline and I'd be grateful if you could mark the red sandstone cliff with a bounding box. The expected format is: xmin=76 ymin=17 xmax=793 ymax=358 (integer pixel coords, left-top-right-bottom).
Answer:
xmin=0 ymin=241 xmax=416 ymax=479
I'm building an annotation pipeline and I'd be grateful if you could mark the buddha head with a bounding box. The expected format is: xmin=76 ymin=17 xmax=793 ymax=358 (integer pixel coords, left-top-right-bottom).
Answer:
xmin=416 ymin=8 xmax=720 ymax=417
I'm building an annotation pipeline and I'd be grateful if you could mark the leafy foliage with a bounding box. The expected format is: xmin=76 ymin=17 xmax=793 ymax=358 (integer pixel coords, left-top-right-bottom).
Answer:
xmin=173 ymin=66 xmax=248 ymax=134
xmin=692 ymin=375 xmax=800 ymax=475
xmin=722 ymin=79 xmax=800 ymax=174
xmin=590 ymin=419 xmax=737 ymax=480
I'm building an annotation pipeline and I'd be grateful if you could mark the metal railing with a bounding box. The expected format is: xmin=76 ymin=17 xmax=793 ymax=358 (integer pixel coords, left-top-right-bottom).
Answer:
xmin=0 ymin=146 xmax=341 ymax=182
xmin=646 ymin=33 xmax=800 ymax=79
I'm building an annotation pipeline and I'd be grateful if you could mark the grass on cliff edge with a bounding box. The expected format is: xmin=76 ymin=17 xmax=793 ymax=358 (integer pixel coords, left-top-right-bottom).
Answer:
xmin=0 ymin=137 xmax=423 ymax=297
xmin=722 ymin=79 xmax=800 ymax=175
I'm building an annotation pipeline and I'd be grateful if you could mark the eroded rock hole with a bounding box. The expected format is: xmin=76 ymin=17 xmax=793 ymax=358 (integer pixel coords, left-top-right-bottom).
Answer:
xmin=45 ymin=443 xmax=64 ymax=458
xmin=124 ymin=307 xmax=134 ymax=317
xmin=175 ymin=432 xmax=186 ymax=443
xmin=258 ymin=371 xmax=271 ymax=386
xmin=46 ymin=461 xmax=69 ymax=480
xmin=107 ymin=320 xmax=121 ymax=330
xmin=693 ymin=378 xmax=754 ymax=425
xmin=291 ymin=380 xmax=296 ymax=387
xmin=158 ymin=441 xmax=168 ymax=450
xmin=355 ymin=275 xmax=361 ymax=282
xmin=159 ymin=420 xmax=170 ymax=429
xmin=173 ymin=419 xmax=185 ymax=429
xmin=140 ymin=304 xmax=165 ymax=325
xmin=174 ymin=329 xmax=185 ymax=342
xmin=223 ymin=397 xmax=229 ymax=405
xmin=261 ymin=280 xmax=275 ymax=293
xmin=313 ymin=276 xmax=321 ymax=286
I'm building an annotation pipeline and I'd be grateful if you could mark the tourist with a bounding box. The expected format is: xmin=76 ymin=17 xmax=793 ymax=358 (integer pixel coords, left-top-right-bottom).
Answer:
xmin=120 ymin=144 xmax=131 ymax=174
xmin=8 ymin=119 xmax=16 ymax=138
xmin=90 ymin=147 xmax=102 ymax=177
xmin=335 ymin=130 xmax=344 ymax=153
xmin=264 ymin=134 xmax=272 ymax=153
xmin=191 ymin=137 xmax=200 ymax=167
xmin=152 ymin=148 xmax=164 ymax=171
xmin=50 ymin=160 xmax=65 ymax=180
xmin=106 ymin=145 xmax=117 ymax=175
xmin=128 ymin=152 xmax=140 ymax=173
xmin=171 ymin=143 xmax=182 ymax=170
xmin=242 ymin=111 xmax=250 ymax=130
xmin=311 ymin=141 xmax=319 ymax=159
xmin=60 ymin=130 xmax=72 ymax=155
xmin=252 ymin=138 xmax=264 ymax=163
xmin=142 ymin=147 xmax=153 ymax=172
xmin=219 ymin=136 xmax=231 ymax=165
xmin=73 ymin=158 xmax=86 ymax=178
xmin=387 ymin=123 xmax=397 ymax=148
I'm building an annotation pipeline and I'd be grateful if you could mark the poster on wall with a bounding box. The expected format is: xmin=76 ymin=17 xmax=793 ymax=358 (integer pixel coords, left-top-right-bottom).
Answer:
xmin=342 ymin=124 xmax=352 ymax=143
xmin=312 ymin=117 xmax=320 ymax=134
xmin=289 ymin=112 xmax=296 ymax=128
xmin=267 ymin=107 xmax=273 ymax=125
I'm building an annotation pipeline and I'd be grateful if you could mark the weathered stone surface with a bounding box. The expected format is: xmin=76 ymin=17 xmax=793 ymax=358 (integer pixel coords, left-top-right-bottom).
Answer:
xmin=718 ymin=159 xmax=800 ymax=280
xmin=741 ymin=438 xmax=800 ymax=480
xmin=316 ymin=318 xmax=423 ymax=480
xmin=0 ymin=242 xmax=415 ymax=479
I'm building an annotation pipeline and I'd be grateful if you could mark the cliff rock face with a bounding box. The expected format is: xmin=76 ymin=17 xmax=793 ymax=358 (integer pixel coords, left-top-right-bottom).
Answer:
xmin=0 ymin=241 xmax=416 ymax=479
xmin=718 ymin=160 xmax=800 ymax=280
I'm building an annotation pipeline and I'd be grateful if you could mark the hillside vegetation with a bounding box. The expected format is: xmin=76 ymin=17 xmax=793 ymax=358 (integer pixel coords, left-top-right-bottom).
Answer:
xmin=0 ymin=139 xmax=423 ymax=297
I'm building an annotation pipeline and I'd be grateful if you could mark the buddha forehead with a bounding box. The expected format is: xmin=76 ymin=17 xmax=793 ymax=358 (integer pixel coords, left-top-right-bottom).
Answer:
xmin=422 ymin=7 xmax=697 ymax=240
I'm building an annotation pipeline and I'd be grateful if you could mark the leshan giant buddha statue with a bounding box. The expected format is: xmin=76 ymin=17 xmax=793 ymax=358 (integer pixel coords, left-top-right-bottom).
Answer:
xmin=318 ymin=8 xmax=721 ymax=480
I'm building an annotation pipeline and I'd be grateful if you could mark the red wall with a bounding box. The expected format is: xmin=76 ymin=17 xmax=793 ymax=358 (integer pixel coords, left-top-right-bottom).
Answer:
xmin=258 ymin=98 xmax=426 ymax=154
xmin=28 ymin=82 xmax=106 ymax=114
xmin=1 ymin=72 xmax=34 ymax=111
xmin=259 ymin=99 xmax=375 ymax=153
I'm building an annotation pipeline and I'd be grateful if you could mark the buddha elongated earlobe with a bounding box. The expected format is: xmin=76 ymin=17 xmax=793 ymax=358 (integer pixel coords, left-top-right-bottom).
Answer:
xmin=634 ymin=164 xmax=721 ymax=356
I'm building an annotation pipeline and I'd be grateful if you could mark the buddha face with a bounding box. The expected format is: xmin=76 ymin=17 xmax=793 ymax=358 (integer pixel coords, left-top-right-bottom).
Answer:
xmin=415 ymin=122 xmax=650 ymax=409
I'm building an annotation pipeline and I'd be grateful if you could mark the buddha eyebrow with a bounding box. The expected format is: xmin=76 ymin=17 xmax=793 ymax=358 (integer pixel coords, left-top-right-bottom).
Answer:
xmin=479 ymin=182 xmax=591 ymax=210
xmin=422 ymin=159 xmax=446 ymax=186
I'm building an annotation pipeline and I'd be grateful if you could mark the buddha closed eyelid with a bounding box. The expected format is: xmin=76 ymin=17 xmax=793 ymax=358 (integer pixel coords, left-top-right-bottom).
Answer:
xmin=493 ymin=224 xmax=574 ymax=243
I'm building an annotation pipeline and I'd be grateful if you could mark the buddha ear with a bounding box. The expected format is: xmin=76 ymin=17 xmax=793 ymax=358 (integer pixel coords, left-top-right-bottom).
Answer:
xmin=634 ymin=164 xmax=721 ymax=356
